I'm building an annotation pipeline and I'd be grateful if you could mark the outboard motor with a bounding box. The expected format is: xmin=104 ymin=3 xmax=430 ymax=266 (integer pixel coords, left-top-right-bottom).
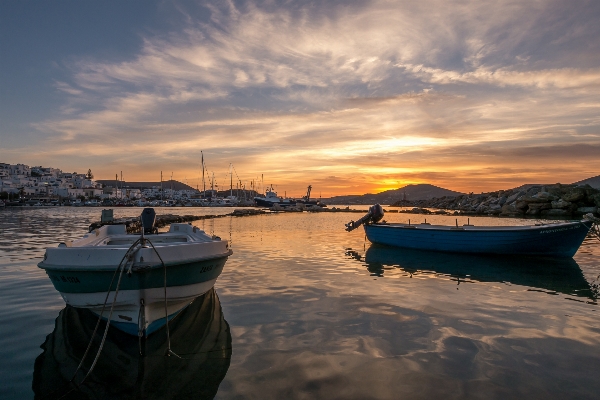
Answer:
xmin=370 ymin=204 xmax=385 ymax=223
xmin=140 ymin=208 xmax=157 ymax=234
xmin=345 ymin=204 xmax=385 ymax=232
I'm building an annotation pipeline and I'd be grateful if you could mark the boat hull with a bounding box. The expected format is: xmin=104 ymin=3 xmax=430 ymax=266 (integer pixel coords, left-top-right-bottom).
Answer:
xmin=254 ymin=197 xmax=295 ymax=208
xmin=364 ymin=221 xmax=591 ymax=258
xmin=40 ymin=255 xmax=229 ymax=336
xmin=33 ymin=289 xmax=232 ymax=399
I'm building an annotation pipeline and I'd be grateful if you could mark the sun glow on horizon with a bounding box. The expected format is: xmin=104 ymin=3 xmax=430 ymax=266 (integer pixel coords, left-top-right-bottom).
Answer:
xmin=2 ymin=0 xmax=599 ymax=197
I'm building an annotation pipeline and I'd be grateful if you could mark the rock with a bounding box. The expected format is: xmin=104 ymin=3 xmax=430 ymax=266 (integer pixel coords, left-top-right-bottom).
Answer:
xmin=500 ymin=203 xmax=524 ymax=217
xmin=562 ymin=188 xmax=586 ymax=202
xmin=497 ymin=196 xmax=507 ymax=206
xmin=546 ymin=187 xmax=563 ymax=197
xmin=576 ymin=206 xmax=598 ymax=214
xmin=534 ymin=192 xmax=557 ymax=202
xmin=515 ymin=200 xmax=529 ymax=210
xmin=506 ymin=191 xmax=524 ymax=203
xmin=590 ymin=193 xmax=600 ymax=207
xmin=521 ymin=192 xmax=556 ymax=203
xmin=475 ymin=204 xmax=487 ymax=213
xmin=527 ymin=203 xmax=552 ymax=210
xmin=520 ymin=196 xmax=543 ymax=203
xmin=541 ymin=209 xmax=572 ymax=217
xmin=551 ymin=199 xmax=571 ymax=209
xmin=525 ymin=203 xmax=552 ymax=216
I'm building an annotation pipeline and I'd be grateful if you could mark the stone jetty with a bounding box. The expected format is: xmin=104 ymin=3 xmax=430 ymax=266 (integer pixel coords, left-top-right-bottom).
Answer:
xmin=89 ymin=209 xmax=267 ymax=233
xmin=391 ymin=183 xmax=600 ymax=218
xmin=88 ymin=206 xmax=386 ymax=233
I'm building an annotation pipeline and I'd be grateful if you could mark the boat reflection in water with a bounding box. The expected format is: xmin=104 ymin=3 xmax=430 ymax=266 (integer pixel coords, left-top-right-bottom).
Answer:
xmin=350 ymin=245 xmax=597 ymax=300
xmin=32 ymin=288 xmax=231 ymax=399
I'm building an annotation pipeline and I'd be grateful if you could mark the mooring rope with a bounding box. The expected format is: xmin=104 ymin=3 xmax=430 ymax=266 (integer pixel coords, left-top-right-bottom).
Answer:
xmin=145 ymin=238 xmax=181 ymax=359
xmin=591 ymin=223 xmax=600 ymax=242
xmin=138 ymin=298 xmax=145 ymax=356
xmin=582 ymin=214 xmax=600 ymax=242
xmin=47 ymin=238 xmax=142 ymax=400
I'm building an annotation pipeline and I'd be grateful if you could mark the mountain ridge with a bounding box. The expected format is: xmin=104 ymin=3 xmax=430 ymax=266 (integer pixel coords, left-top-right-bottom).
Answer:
xmin=573 ymin=175 xmax=600 ymax=189
xmin=323 ymin=184 xmax=464 ymax=205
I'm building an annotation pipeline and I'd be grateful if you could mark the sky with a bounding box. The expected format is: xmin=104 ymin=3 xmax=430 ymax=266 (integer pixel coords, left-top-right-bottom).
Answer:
xmin=1 ymin=0 xmax=599 ymax=197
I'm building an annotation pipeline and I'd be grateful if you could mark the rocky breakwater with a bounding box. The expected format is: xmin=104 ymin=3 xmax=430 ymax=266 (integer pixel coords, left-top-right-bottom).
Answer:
xmin=89 ymin=209 xmax=268 ymax=233
xmin=391 ymin=184 xmax=600 ymax=218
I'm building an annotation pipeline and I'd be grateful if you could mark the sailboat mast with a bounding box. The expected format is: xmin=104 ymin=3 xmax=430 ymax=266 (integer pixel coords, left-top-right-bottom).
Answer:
xmin=201 ymin=151 xmax=205 ymax=195
xmin=230 ymin=164 xmax=233 ymax=197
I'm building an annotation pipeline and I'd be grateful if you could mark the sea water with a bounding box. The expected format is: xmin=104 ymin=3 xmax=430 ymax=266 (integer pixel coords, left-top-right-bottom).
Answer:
xmin=1 ymin=207 xmax=599 ymax=399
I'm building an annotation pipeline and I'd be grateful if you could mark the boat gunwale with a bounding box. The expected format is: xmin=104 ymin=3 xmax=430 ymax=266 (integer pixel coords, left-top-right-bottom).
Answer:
xmin=368 ymin=220 xmax=586 ymax=232
xmin=37 ymin=249 xmax=233 ymax=272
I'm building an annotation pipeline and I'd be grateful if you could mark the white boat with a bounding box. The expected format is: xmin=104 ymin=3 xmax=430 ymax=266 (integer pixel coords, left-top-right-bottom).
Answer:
xmin=254 ymin=186 xmax=292 ymax=208
xmin=33 ymin=288 xmax=231 ymax=398
xmin=38 ymin=208 xmax=232 ymax=336
xmin=208 ymin=197 xmax=237 ymax=207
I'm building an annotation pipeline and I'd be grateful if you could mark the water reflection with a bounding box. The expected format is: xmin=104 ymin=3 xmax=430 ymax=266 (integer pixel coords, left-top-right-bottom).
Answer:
xmin=32 ymin=289 xmax=231 ymax=399
xmin=348 ymin=245 xmax=597 ymax=300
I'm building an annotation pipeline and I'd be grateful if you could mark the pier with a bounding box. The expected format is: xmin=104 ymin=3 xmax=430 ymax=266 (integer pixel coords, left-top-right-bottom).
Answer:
xmin=89 ymin=209 xmax=267 ymax=233
xmin=88 ymin=207 xmax=394 ymax=233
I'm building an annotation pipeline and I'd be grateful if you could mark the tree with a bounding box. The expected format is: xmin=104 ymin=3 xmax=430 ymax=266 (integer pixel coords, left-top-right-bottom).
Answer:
xmin=86 ymin=169 xmax=94 ymax=179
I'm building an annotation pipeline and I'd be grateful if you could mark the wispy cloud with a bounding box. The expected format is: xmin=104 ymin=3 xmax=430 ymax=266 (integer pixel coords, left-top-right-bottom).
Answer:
xmin=16 ymin=0 xmax=600 ymax=194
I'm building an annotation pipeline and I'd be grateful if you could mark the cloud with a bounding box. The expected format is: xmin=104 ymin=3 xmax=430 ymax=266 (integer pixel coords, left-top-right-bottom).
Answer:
xmin=14 ymin=0 xmax=600 ymax=194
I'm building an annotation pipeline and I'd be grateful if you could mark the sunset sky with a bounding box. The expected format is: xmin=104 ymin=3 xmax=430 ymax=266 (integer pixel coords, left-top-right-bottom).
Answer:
xmin=1 ymin=0 xmax=599 ymax=197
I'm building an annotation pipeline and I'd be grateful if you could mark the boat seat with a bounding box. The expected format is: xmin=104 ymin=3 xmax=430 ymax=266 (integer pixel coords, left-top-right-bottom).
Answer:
xmin=105 ymin=225 xmax=127 ymax=235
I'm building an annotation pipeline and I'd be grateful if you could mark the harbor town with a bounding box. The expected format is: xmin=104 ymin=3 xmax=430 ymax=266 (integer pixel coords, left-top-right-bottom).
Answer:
xmin=3 ymin=1 xmax=600 ymax=399
xmin=0 ymin=162 xmax=255 ymax=207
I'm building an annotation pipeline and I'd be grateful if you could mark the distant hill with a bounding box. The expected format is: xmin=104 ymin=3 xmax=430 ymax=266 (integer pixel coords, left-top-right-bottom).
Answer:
xmin=97 ymin=179 xmax=196 ymax=191
xmin=511 ymin=175 xmax=600 ymax=191
xmin=323 ymin=184 xmax=464 ymax=205
xmin=573 ymin=175 xmax=600 ymax=189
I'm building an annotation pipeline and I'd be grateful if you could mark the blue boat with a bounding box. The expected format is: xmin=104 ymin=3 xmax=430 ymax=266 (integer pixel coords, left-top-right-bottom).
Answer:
xmin=346 ymin=204 xmax=598 ymax=258
xmin=353 ymin=245 xmax=593 ymax=298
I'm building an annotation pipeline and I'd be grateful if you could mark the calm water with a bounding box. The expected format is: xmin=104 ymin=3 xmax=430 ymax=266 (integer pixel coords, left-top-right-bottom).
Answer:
xmin=1 ymin=207 xmax=599 ymax=399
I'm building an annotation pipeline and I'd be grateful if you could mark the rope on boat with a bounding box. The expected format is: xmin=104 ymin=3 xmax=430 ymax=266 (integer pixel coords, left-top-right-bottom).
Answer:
xmin=145 ymin=238 xmax=182 ymax=359
xmin=138 ymin=298 xmax=145 ymax=356
xmin=583 ymin=213 xmax=600 ymax=242
xmin=51 ymin=238 xmax=142 ymax=400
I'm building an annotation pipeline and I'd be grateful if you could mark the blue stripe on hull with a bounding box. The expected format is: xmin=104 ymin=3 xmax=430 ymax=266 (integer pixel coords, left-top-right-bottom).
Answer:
xmin=97 ymin=306 xmax=187 ymax=336
xmin=44 ymin=257 xmax=227 ymax=294
xmin=364 ymin=222 xmax=590 ymax=258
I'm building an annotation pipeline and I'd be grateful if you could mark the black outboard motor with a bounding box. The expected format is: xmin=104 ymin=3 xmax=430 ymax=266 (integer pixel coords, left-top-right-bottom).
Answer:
xmin=370 ymin=204 xmax=384 ymax=223
xmin=141 ymin=208 xmax=157 ymax=234
xmin=345 ymin=204 xmax=385 ymax=232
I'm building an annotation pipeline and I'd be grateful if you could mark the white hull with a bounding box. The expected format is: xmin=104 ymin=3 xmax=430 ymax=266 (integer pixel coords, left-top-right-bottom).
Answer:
xmin=39 ymin=220 xmax=232 ymax=336
xmin=60 ymin=278 xmax=218 ymax=335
